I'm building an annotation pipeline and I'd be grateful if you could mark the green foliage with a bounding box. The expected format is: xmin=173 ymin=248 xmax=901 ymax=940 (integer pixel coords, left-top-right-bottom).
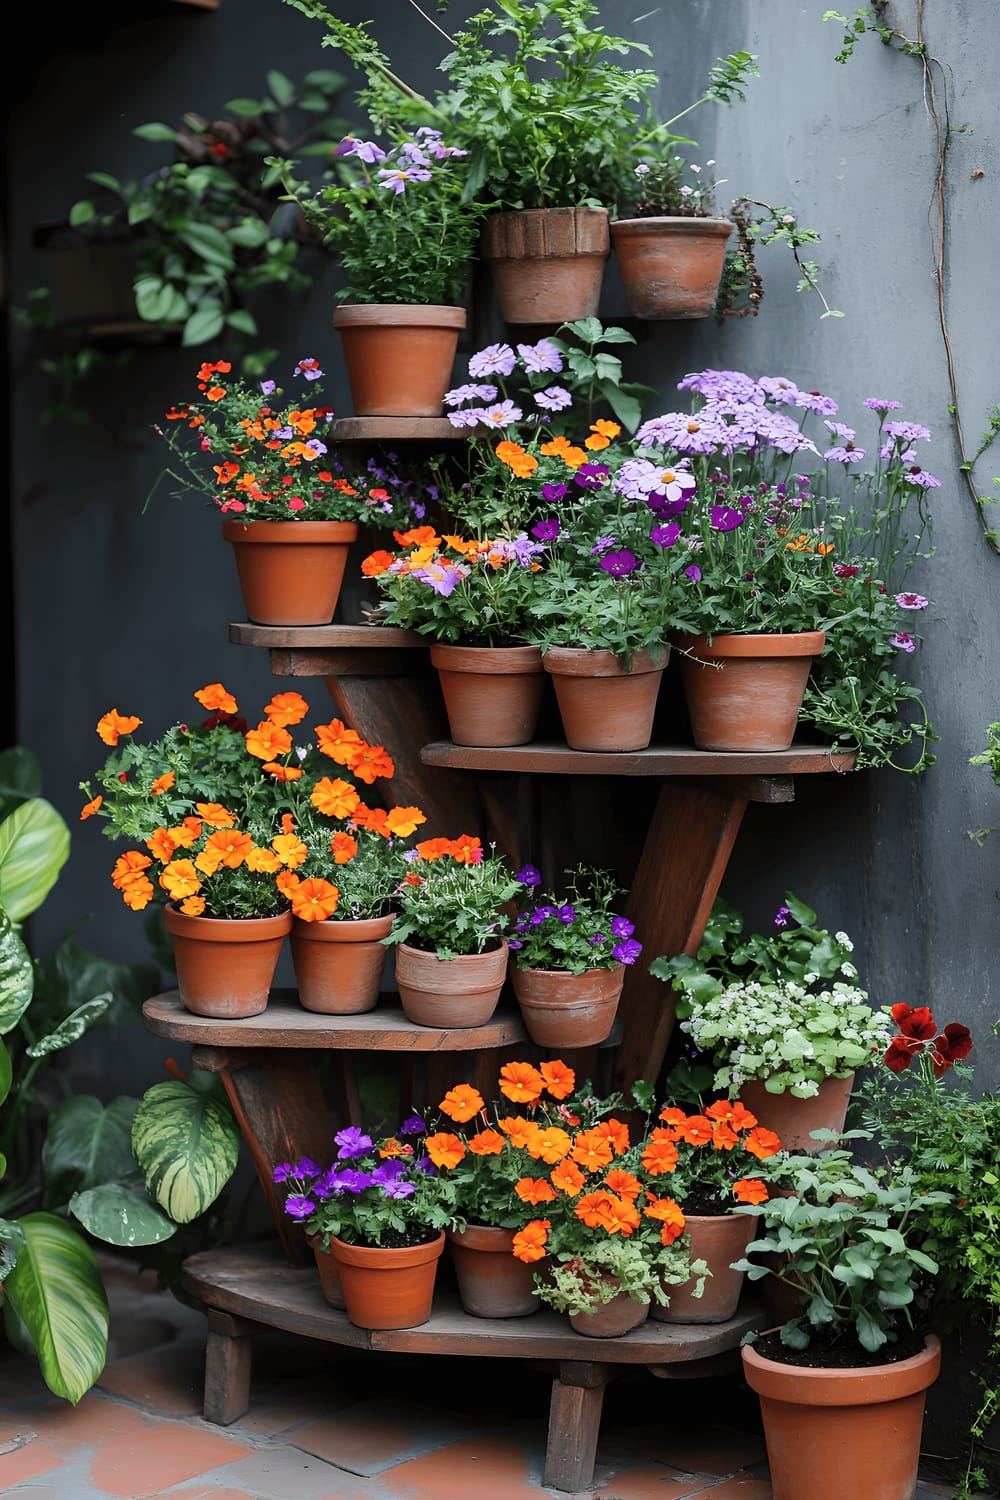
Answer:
xmin=385 ymin=850 xmax=520 ymax=960
xmin=508 ymin=865 xmax=637 ymax=975
xmin=969 ymin=721 xmax=1000 ymax=842
xmin=538 ymin=1237 xmax=695 ymax=1316
xmin=0 ymin=798 xmax=70 ymax=923
xmin=1 ymin=1212 xmax=109 ymax=1403
xmin=131 ymin=1079 xmax=240 ymax=1225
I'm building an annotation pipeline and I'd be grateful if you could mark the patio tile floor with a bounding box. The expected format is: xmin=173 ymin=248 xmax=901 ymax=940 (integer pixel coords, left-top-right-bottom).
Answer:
xmin=0 ymin=1254 xmax=973 ymax=1498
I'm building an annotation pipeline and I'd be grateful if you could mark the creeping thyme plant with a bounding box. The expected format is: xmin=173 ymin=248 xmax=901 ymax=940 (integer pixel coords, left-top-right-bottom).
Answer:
xmin=652 ymin=893 xmax=891 ymax=1098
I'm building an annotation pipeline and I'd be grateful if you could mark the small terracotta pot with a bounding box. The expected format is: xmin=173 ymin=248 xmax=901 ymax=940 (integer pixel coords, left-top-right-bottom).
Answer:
xmin=429 ymin=644 xmax=545 ymax=748
xmin=652 ymin=1212 xmax=755 ymax=1324
xmin=542 ymin=645 xmax=669 ymax=751
xmin=163 ymin=905 xmax=291 ymax=1019
xmin=223 ymin=519 xmax=358 ymax=627
xmin=446 ymin=1224 xmax=540 ymax=1318
xmin=738 ymin=1073 xmax=855 ymax=1153
xmin=741 ymin=1334 xmax=941 ymax=1500
xmin=394 ymin=940 xmax=509 ymax=1028
xmin=291 ymin=913 xmax=394 ymax=1015
xmin=330 ymin=1231 xmax=446 ymax=1330
xmin=675 ymin=631 xmax=826 ymax=752
xmin=308 ymin=1235 xmax=346 ymax=1310
xmin=333 ymin=304 xmax=466 ymax=416
xmin=481 ymin=207 xmax=610 ymax=325
xmin=569 ymin=1285 xmax=650 ymax=1338
xmin=610 ymin=216 xmax=734 ymax=319
xmin=511 ymin=964 xmax=624 ymax=1048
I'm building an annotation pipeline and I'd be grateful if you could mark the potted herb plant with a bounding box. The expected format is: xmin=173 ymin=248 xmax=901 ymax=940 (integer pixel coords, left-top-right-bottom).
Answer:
xmin=507 ymin=863 xmax=642 ymax=1047
xmin=651 ymin=893 xmax=891 ymax=1148
xmin=383 ymin=837 xmax=520 ymax=1027
xmin=272 ymin=1117 xmax=458 ymax=1329
xmin=610 ymin=154 xmax=734 ymax=319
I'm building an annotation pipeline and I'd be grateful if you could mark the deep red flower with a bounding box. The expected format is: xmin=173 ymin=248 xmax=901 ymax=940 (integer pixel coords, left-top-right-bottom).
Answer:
xmin=930 ymin=1023 xmax=973 ymax=1076
xmin=890 ymin=1003 xmax=937 ymax=1040
xmin=885 ymin=1036 xmax=918 ymax=1072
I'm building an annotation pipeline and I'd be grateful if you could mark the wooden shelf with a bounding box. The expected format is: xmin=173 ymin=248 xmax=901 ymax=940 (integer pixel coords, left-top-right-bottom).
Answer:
xmin=421 ymin=739 xmax=857 ymax=779
xmin=143 ymin=990 xmax=527 ymax=1050
xmin=331 ymin=418 xmax=466 ymax=443
xmin=229 ymin=623 xmax=423 ymax=649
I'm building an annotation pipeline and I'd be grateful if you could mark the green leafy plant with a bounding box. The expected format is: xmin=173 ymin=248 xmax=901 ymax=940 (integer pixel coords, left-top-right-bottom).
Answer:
xmin=970 ymin=721 xmax=1000 ymax=843
xmin=384 ymin=839 xmax=520 ymax=960
xmin=507 ymin=863 xmax=641 ymax=975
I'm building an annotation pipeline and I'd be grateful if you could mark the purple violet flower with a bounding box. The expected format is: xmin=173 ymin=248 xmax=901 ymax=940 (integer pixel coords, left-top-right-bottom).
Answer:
xmin=283 ymin=1195 xmax=316 ymax=1220
xmin=612 ymin=938 xmax=643 ymax=965
xmin=600 ymin=548 xmax=639 ymax=577
xmin=400 ymin=1114 xmax=426 ymax=1136
xmin=516 ymin=864 xmax=542 ymax=888
xmin=650 ymin=523 xmax=681 ymax=548
xmin=531 ymin=517 xmax=560 ymax=541
xmin=336 ymin=1169 xmax=374 ymax=1193
xmin=710 ymin=505 xmax=746 ymax=532
xmin=260 ymin=379 xmax=277 ymax=396
xmin=377 ymin=166 xmax=432 ymax=194
xmin=610 ymin=915 xmax=635 ymax=939
xmin=542 ymin=482 xmax=568 ymax=503
xmin=335 ymin=1127 xmax=373 ymax=1160
xmin=774 ymin=905 xmax=791 ymax=928
xmin=557 ymin=905 xmax=576 ymax=924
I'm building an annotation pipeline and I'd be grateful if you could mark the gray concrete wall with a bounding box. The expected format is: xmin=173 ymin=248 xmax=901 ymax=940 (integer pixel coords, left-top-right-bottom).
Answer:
xmin=8 ymin=0 xmax=999 ymax=1101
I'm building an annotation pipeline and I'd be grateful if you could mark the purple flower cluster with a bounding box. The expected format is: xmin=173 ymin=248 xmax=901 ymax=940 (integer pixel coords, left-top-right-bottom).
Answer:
xmin=508 ymin=866 xmax=643 ymax=970
xmin=272 ymin=1116 xmax=437 ymax=1231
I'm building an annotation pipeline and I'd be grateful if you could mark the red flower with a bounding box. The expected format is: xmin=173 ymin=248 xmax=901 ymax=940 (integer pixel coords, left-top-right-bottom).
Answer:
xmin=890 ymin=1003 xmax=937 ymax=1041
xmin=885 ymin=1036 xmax=918 ymax=1072
xmin=930 ymin=1023 xmax=973 ymax=1076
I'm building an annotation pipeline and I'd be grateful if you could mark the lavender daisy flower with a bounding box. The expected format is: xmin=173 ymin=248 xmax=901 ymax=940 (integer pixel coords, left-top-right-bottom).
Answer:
xmin=591 ymin=536 xmax=617 ymax=554
xmin=516 ymin=864 xmax=542 ymax=887
xmin=635 ymin=411 xmax=727 ymax=453
xmin=335 ymin=1127 xmax=373 ymax=1160
xmin=678 ymin=369 xmax=763 ymax=404
xmin=531 ymin=517 xmax=560 ymax=541
xmin=824 ymin=440 xmax=866 ymax=464
xmin=447 ymin=408 xmax=488 ymax=429
xmin=864 ymin=398 xmax=903 ymax=412
xmin=468 ymin=343 xmax=517 ymax=378
xmin=377 ymin=166 xmax=432 ymax=193
xmin=534 ymin=386 xmax=573 ymax=412
xmin=793 ymin=388 xmax=839 ymax=416
xmin=335 ymin=136 xmax=386 ymax=165
xmin=892 ymin=632 xmax=916 ymax=653
xmin=283 ymin=1195 xmax=316 ymax=1220
xmin=883 ymin=420 xmax=932 ymax=444
xmin=444 ymin=383 xmax=498 ymax=407
xmin=483 ymin=400 xmax=523 ymax=428
xmin=612 ymin=938 xmax=643 ymax=965
xmin=758 ymin=376 xmax=803 ymax=407
xmin=895 ymin=592 xmax=929 ymax=610
xmin=901 ymin=466 xmax=941 ymax=489
xmin=517 ymin=339 xmax=563 ymax=374
xmin=600 ymin=548 xmax=639 ymax=576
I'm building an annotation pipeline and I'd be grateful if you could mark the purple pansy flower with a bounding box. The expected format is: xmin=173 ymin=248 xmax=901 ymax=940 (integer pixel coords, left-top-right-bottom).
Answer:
xmin=685 ymin=564 xmax=703 ymax=582
xmin=335 ymin=1127 xmax=373 ymax=1160
xmin=557 ymin=905 xmax=576 ymax=924
xmin=283 ymin=1195 xmax=316 ymax=1220
xmin=335 ymin=136 xmax=386 ymax=164
xmin=650 ymin=522 xmax=681 ymax=548
xmin=531 ymin=517 xmax=560 ymax=541
xmin=377 ymin=166 xmax=432 ymax=194
xmin=574 ymin=463 xmax=609 ymax=489
xmin=612 ymin=938 xmax=643 ymax=965
xmin=383 ymin=1179 xmax=417 ymax=1199
xmin=892 ymin=632 xmax=916 ymax=653
xmin=710 ymin=504 xmax=746 ymax=532
xmin=542 ymin=482 xmax=568 ymax=502
xmin=411 ymin=562 xmax=468 ymax=597
xmin=516 ymin=864 xmax=542 ymax=888
xmin=774 ymin=905 xmax=791 ymax=927
xmin=600 ymin=549 xmax=639 ymax=576
xmin=610 ymin=915 xmax=635 ymax=939
xmin=400 ymin=1114 xmax=426 ymax=1136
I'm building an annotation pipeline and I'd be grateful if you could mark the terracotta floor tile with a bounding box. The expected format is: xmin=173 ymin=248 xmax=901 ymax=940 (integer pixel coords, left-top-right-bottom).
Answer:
xmin=691 ymin=1476 xmax=774 ymax=1499
xmin=96 ymin=1338 xmax=206 ymax=1416
xmin=3 ymin=1487 xmax=66 ymax=1498
xmin=289 ymin=1396 xmax=474 ymax=1476
xmin=589 ymin=1463 xmax=729 ymax=1499
xmin=105 ymin=1315 xmax=177 ymax=1362
xmin=621 ymin=1425 xmax=768 ymax=1477
xmin=0 ymin=1432 xmax=68 ymax=1487
xmin=373 ymin=1433 xmax=540 ymax=1498
xmin=200 ymin=1445 xmax=368 ymax=1500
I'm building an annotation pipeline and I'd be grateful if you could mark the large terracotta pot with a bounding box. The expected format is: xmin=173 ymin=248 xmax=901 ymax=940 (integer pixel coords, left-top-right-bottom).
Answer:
xmin=308 ymin=1234 xmax=346 ymax=1310
xmin=742 ymin=1334 xmax=942 ymax=1500
xmin=675 ymin=631 xmax=826 ymax=752
xmin=542 ymin=645 xmax=669 ymax=751
xmin=738 ymin=1073 xmax=855 ymax=1153
xmin=446 ymin=1224 xmax=540 ymax=1318
xmin=481 ymin=207 xmax=610 ymax=325
xmin=290 ymin=913 xmax=394 ymax=1015
xmin=568 ymin=1282 xmax=650 ymax=1338
xmin=429 ymin=644 xmax=545 ymax=748
xmin=332 ymin=304 xmax=466 ymax=416
xmin=652 ymin=1211 xmax=754 ymax=1324
xmin=163 ymin=905 xmax=291 ymax=1019
xmin=394 ymin=940 xmax=509 ymax=1028
xmin=223 ymin=519 xmax=358 ymax=627
xmin=511 ymin=964 xmax=624 ymax=1048
xmin=610 ymin=216 xmax=734 ymax=319
xmin=329 ymin=1231 xmax=446 ymax=1330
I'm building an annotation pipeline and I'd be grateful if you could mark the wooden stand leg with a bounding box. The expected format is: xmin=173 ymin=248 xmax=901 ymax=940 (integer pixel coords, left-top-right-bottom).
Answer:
xmin=204 ymin=1309 xmax=258 ymax=1425
xmin=543 ymin=1360 xmax=611 ymax=1492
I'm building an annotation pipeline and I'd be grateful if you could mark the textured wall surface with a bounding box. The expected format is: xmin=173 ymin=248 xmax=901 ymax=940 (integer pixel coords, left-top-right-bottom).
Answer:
xmin=8 ymin=0 xmax=999 ymax=1102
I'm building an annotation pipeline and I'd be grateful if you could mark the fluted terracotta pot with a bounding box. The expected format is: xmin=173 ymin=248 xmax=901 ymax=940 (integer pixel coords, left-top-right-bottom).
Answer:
xmin=543 ymin=645 xmax=669 ymax=751
xmin=569 ymin=1282 xmax=650 ymax=1338
xmin=652 ymin=1211 xmax=755 ymax=1324
xmin=333 ymin=304 xmax=466 ymax=416
xmin=291 ymin=913 xmax=393 ymax=1015
xmin=610 ymin=216 xmax=734 ymax=319
xmin=511 ymin=963 xmax=624 ymax=1048
xmin=742 ymin=1334 xmax=941 ymax=1500
xmin=481 ymin=207 xmax=610 ymax=325
xmin=675 ymin=631 xmax=826 ymax=752
xmin=223 ymin=519 xmax=358 ymax=627
xmin=446 ymin=1224 xmax=540 ymax=1318
xmin=330 ymin=1231 xmax=446 ymax=1330
xmin=394 ymin=940 xmax=509 ymax=1028
xmin=738 ymin=1073 xmax=855 ymax=1153
xmin=429 ymin=644 xmax=545 ymax=747
xmin=163 ymin=905 xmax=291 ymax=1019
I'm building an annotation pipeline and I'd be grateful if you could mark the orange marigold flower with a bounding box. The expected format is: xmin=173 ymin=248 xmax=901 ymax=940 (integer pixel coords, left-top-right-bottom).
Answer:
xmin=149 ymin=771 xmax=175 ymax=796
xmin=468 ymin=1128 xmax=506 ymax=1156
xmin=658 ymin=1106 xmax=689 ymax=1132
xmin=711 ymin=1121 xmax=740 ymax=1152
xmin=330 ymin=831 xmax=357 ymax=864
xmin=499 ymin=1061 xmax=545 ymax=1102
xmin=146 ymin=828 xmax=178 ymax=864
xmin=424 ymin=1132 xmax=466 ymax=1170
xmin=447 ymin=834 xmax=482 ymax=865
xmin=195 ymin=802 xmax=236 ymax=828
xmin=539 ymin=1059 xmax=576 ymax=1099
xmin=263 ymin=761 xmax=303 ymax=782
xmin=512 ymin=1219 xmax=549 ymax=1263
xmin=527 ymin=1127 xmax=573 ymax=1165
xmin=121 ymin=876 xmax=155 ymax=911
xmin=644 ymin=1195 xmax=686 ymax=1245
xmin=354 ymin=806 xmax=390 ymax=837
xmin=245 ymin=846 xmax=282 ymax=873
xmin=497 ymin=1115 xmax=542 ymax=1149
xmin=80 ymin=795 xmax=103 ymax=820
xmin=194 ymin=682 xmax=238 ymax=715
xmin=550 ymin=1158 xmax=586 ymax=1196
xmin=159 ymin=859 xmax=202 ymax=900
xmin=214 ymin=460 xmax=240 ymax=483
xmin=572 ymin=1129 xmax=615 ymax=1172
xmin=281 ymin=813 xmax=296 ymax=835
xmin=594 ymin=1118 xmax=630 ymax=1155
xmin=315 ymin=719 xmax=366 ymax=766
xmin=178 ymin=893 xmax=205 ymax=916
xmin=414 ymin=836 xmax=454 ymax=861
xmin=97 ymin=710 xmax=142 ymax=747
xmin=733 ymin=1178 xmax=769 ymax=1205
xmin=384 ymin=805 xmax=426 ymax=838
xmin=378 ymin=1138 xmax=413 ymax=1159
xmin=170 ymin=818 xmax=203 ymax=848
xmin=495 ymin=441 xmax=538 ymax=478
xmin=515 ymin=1176 xmax=556 ymax=1205
xmin=393 ymin=525 xmax=440 ymax=549
xmin=112 ymin=851 xmax=153 ymax=888
xmin=361 ymin=550 xmax=395 ymax=577
xmin=311 ymin=777 xmax=360 ymax=820
xmin=276 ymin=869 xmax=301 ymax=899
xmin=264 ymin=691 xmax=309 ymax=727
xmin=743 ymin=1127 xmax=782 ymax=1160
xmin=575 ymin=1190 xmax=637 ymax=1235
xmin=541 ymin=435 xmax=571 ymax=456
xmin=204 ymin=828 xmax=254 ymax=869
xmin=439 ymin=1084 xmax=485 ymax=1123
xmin=677 ymin=1114 xmax=714 ymax=1146
xmin=272 ymin=833 xmax=308 ymax=869
xmin=641 ymin=1137 xmax=679 ymax=1175
xmin=351 ymin=744 xmax=395 ymax=784
xmin=591 ymin=419 xmax=621 ymax=440
xmin=604 ymin=1168 xmax=642 ymax=1201
xmin=290 ymin=877 xmax=340 ymax=922
xmin=246 ymin=720 xmax=293 ymax=761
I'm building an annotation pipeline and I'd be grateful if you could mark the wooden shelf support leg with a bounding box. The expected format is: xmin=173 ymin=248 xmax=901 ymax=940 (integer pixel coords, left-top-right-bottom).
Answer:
xmin=542 ymin=1359 xmax=611 ymax=1492
xmin=204 ymin=1309 xmax=260 ymax=1425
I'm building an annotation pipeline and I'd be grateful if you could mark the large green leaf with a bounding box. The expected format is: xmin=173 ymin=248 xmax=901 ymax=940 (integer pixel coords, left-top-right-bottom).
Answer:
xmin=2 ymin=1211 xmax=108 ymax=1403
xmin=0 ymin=747 xmax=42 ymax=817
xmin=69 ymin=1184 xmax=176 ymax=1248
xmin=0 ymin=1039 xmax=10 ymax=1108
xmin=132 ymin=1080 xmax=239 ymax=1224
xmin=0 ymin=799 xmax=70 ymax=922
xmin=32 ymin=939 xmax=159 ymax=1031
xmin=25 ymin=993 xmax=113 ymax=1058
xmin=43 ymin=1096 xmax=139 ymax=1205
xmin=0 ymin=1217 xmax=24 ymax=1280
xmin=0 ymin=908 xmax=32 ymax=1034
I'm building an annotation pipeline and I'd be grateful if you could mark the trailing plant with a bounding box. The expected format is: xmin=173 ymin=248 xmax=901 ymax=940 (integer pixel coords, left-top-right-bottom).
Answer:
xmin=969 ymin=721 xmax=1000 ymax=843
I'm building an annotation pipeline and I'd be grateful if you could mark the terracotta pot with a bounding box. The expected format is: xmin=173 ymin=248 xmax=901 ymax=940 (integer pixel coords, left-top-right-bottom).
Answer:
xmin=223 ymin=519 xmax=358 ymax=627
xmin=332 ymin=304 xmax=466 ymax=416
xmin=446 ymin=1224 xmax=540 ymax=1318
xmin=652 ymin=1212 xmax=754 ymax=1324
xmin=163 ymin=905 xmax=291 ymax=1019
xmin=738 ymin=1073 xmax=855 ymax=1153
xmin=481 ymin=207 xmax=610 ymax=325
xmin=394 ymin=940 xmax=509 ymax=1028
xmin=429 ymin=644 xmax=545 ymax=748
xmin=330 ymin=1231 xmax=445 ymax=1330
xmin=308 ymin=1235 xmax=346 ymax=1310
xmin=291 ymin=913 xmax=394 ymax=1015
xmin=675 ymin=631 xmax=826 ymax=752
xmin=542 ymin=646 xmax=669 ymax=751
xmin=511 ymin=964 xmax=624 ymax=1048
xmin=610 ymin=216 xmax=734 ymax=319
xmin=568 ymin=1284 xmax=650 ymax=1338
xmin=742 ymin=1334 xmax=942 ymax=1500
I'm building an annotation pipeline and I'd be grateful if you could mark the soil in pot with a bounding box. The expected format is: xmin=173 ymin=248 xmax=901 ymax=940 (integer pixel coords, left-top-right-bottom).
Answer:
xmin=751 ymin=1327 xmax=928 ymax=1370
